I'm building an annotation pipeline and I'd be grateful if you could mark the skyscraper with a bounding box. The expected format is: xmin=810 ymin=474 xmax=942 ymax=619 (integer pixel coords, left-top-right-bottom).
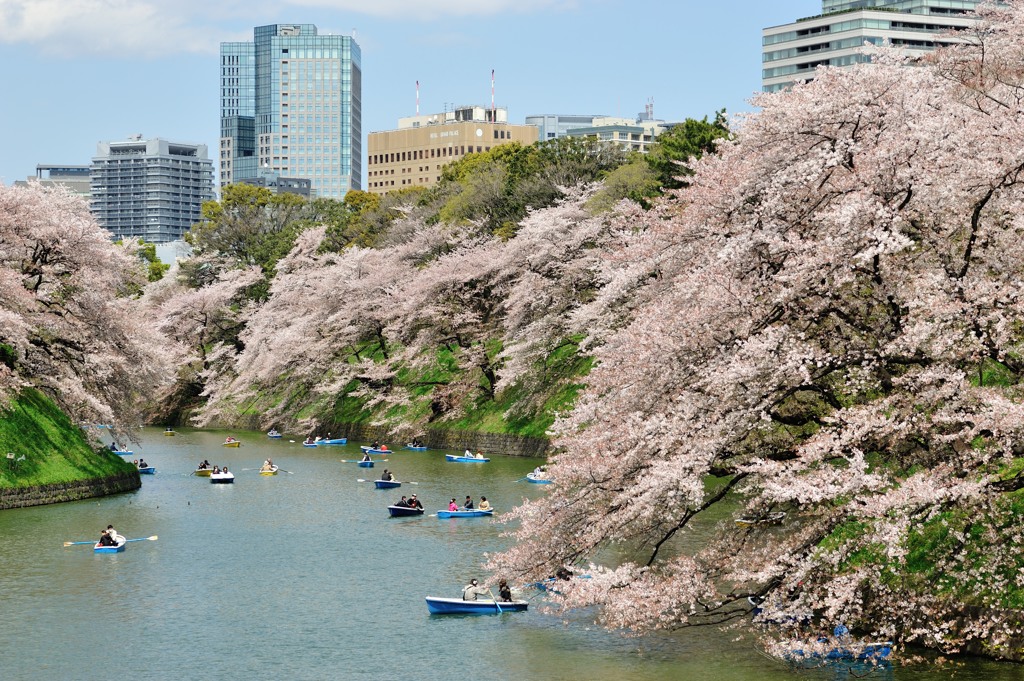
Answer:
xmin=220 ymin=24 xmax=361 ymax=198
xmin=763 ymin=1 xmax=979 ymax=93
xmin=90 ymin=136 xmax=214 ymax=243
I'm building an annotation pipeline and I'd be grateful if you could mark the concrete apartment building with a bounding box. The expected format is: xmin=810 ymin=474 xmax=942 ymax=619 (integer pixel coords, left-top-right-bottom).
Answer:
xmin=90 ymin=136 xmax=214 ymax=243
xmin=525 ymin=114 xmax=604 ymax=142
xmin=220 ymin=24 xmax=362 ymax=199
xmin=366 ymin=105 xmax=538 ymax=195
xmin=763 ymin=0 xmax=980 ymax=93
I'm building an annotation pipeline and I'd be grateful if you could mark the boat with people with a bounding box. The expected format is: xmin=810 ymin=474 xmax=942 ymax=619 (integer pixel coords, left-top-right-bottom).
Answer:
xmin=194 ymin=467 xmax=213 ymax=477
xmin=260 ymin=465 xmax=279 ymax=476
xmin=446 ymin=454 xmax=490 ymax=463
xmin=319 ymin=437 xmax=347 ymax=445
xmin=735 ymin=511 xmax=786 ymax=527
xmin=437 ymin=508 xmax=495 ymax=518
xmin=360 ymin=446 xmax=391 ymax=455
xmin=374 ymin=479 xmax=401 ymax=489
xmin=526 ymin=471 xmax=552 ymax=484
xmin=211 ymin=470 xmax=235 ymax=484
xmin=137 ymin=466 xmax=156 ymax=475
xmin=358 ymin=460 xmax=374 ymax=468
xmin=267 ymin=429 xmax=282 ymax=439
xmin=163 ymin=428 xmax=176 ymax=436
xmin=404 ymin=443 xmax=428 ymax=451
xmin=784 ymin=625 xmax=892 ymax=664
xmin=388 ymin=505 xmax=425 ymax=517
xmin=222 ymin=437 xmax=241 ymax=447
xmin=94 ymin=536 xmax=127 ymax=553
xmin=302 ymin=438 xmax=319 ymax=447
xmin=424 ymin=596 xmax=528 ymax=614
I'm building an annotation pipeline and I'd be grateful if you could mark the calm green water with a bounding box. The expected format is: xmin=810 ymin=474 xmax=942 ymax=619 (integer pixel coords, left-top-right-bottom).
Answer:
xmin=2 ymin=428 xmax=1023 ymax=681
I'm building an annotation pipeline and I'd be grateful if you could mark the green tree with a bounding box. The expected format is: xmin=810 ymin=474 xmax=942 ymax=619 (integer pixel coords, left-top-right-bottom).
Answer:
xmin=138 ymin=241 xmax=170 ymax=282
xmin=645 ymin=110 xmax=731 ymax=190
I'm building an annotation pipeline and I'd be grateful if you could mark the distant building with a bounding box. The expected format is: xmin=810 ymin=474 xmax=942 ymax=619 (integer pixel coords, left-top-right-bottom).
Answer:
xmin=13 ymin=165 xmax=92 ymax=197
xmin=763 ymin=0 xmax=980 ymax=92
xmin=220 ymin=24 xmax=362 ymax=199
xmin=524 ymin=114 xmax=604 ymax=142
xmin=366 ymin=105 xmax=538 ymax=195
xmin=90 ymin=136 xmax=215 ymax=243
xmin=237 ymin=170 xmax=312 ymax=197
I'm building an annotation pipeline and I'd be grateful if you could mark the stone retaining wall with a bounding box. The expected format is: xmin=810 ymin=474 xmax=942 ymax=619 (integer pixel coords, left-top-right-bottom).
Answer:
xmin=0 ymin=471 xmax=141 ymax=510
xmin=324 ymin=422 xmax=550 ymax=458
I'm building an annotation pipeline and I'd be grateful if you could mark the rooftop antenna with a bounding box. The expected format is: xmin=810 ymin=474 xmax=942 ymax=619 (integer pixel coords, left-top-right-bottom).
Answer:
xmin=416 ymin=80 xmax=420 ymax=116
xmin=491 ymin=69 xmax=495 ymax=121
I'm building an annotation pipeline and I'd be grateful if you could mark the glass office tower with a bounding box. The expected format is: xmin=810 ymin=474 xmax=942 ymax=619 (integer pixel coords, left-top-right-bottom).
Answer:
xmin=220 ymin=24 xmax=361 ymax=198
xmin=763 ymin=1 xmax=980 ymax=92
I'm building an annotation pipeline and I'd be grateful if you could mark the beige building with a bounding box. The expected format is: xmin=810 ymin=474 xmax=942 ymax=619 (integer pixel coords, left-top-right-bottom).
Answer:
xmin=367 ymin=106 xmax=538 ymax=195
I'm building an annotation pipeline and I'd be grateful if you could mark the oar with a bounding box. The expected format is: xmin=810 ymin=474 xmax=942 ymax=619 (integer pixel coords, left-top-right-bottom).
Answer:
xmin=64 ymin=535 xmax=158 ymax=547
xmin=488 ymin=588 xmax=504 ymax=613
xmin=512 ymin=476 xmax=528 ymax=482
xmin=276 ymin=468 xmax=294 ymax=474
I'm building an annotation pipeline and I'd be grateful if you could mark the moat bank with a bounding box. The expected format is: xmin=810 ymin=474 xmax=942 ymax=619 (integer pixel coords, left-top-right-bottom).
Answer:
xmin=0 ymin=471 xmax=140 ymax=510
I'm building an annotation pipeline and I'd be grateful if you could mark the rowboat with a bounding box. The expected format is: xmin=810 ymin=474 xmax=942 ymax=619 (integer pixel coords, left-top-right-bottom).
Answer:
xmin=526 ymin=472 xmax=552 ymax=484
xmin=437 ymin=509 xmax=494 ymax=518
xmin=260 ymin=466 xmax=279 ymax=476
xmin=302 ymin=440 xmax=319 ymax=447
xmin=320 ymin=438 xmax=347 ymax=445
xmin=405 ymin=444 xmax=428 ymax=451
xmin=267 ymin=430 xmax=282 ymax=439
xmin=222 ymin=440 xmax=241 ymax=447
xmin=110 ymin=447 xmax=134 ymax=456
xmin=211 ymin=471 xmax=235 ymax=484
xmin=445 ymin=454 xmax=490 ymax=463
xmin=360 ymin=446 xmax=391 ymax=455
xmin=358 ymin=460 xmax=374 ymax=468
xmin=94 ymin=536 xmax=126 ymax=553
xmin=736 ymin=511 xmax=786 ymax=527
xmin=786 ymin=639 xmax=893 ymax=663
xmin=163 ymin=430 xmax=176 ymax=436
xmin=425 ymin=597 xmax=528 ymax=614
xmin=374 ymin=479 xmax=401 ymax=489
xmin=137 ymin=466 xmax=156 ymax=475
xmin=388 ymin=505 xmax=425 ymax=517
xmin=194 ymin=468 xmax=213 ymax=477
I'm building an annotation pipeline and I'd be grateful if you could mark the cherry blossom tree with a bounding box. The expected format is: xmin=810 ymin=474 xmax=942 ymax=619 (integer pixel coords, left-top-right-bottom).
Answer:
xmin=491 ymin=1 xmax=1024 ymax=658
xmin=0 ymin=183 xmax=169 ymax=436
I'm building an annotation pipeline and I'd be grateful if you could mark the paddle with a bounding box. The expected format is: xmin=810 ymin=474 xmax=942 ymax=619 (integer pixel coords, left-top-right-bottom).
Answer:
xmin=488 ymin=588 xmax=504 ymax=613
xmin=64 ymin=535 xmax=158 ymax=547
xmin=341 ymin=459 xmax=389 ymax=463
xmin=276 ymin=468 xmax=294 ymax=474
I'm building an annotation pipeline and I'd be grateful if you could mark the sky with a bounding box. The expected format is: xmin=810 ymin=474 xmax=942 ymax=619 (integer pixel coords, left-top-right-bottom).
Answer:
xmin=0 ymin=0 xmax=820 ymax=187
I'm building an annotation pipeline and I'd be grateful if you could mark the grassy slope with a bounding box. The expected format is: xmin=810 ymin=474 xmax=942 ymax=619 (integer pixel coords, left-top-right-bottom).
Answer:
xmin=0 ymin=389 xmax=135 ymax=489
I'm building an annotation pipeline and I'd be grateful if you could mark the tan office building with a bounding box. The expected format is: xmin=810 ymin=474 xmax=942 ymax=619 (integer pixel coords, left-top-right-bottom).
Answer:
xmin=367 ymin=106 xmax=538 ymax=194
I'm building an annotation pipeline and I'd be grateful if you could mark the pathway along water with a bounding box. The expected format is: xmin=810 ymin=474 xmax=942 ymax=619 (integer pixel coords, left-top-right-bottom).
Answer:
xmin=0 ymin=428 xmax=1018 ymax=680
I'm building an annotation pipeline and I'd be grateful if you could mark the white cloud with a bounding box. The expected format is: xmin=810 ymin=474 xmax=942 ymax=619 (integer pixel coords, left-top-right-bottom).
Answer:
xmin=0 ymin=0 xmax=578 ymax=57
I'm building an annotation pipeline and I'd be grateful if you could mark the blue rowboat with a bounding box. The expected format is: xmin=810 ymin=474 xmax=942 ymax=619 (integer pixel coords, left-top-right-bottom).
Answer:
xmin=94 ymin=538 xmax=126 ymax=553
xmin=425 ymin=597 xmax=527 ymax=614
xmin=786 ymin=640 xmax=893 ymax=663
xmin=360 ymin=446 xmax=392 ymax=455
xmin=302 ymin=441 xmax=319 ymax=448
xmin=358 ymin=460 xmax=374 ymax=468
xmin=526 ymin=472 xmax=552 ymax=484
xmin=405 ymin=444 xmax=428 ymax=451
xmin=267 ymin=430 xmax=282 ymax=439
xmin=445 ymin=454 xmax=490 ymax=463
xmin=388 ymin=505 xmax=424 ymax=517
xmin=437 ymin=509 xmax=494 ymax=519
xmin=374 ymin=479 xmax=401 ymax=489
xmin=320 ymin=438 xmax=347 ymax=445
xmin=112 ymin=449 xmax=134 ymax=456
xmin=137 ymin=466 xmax=156 ymax=475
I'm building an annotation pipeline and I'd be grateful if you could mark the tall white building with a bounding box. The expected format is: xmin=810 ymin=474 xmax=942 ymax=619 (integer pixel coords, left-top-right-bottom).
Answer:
xmin=763 ymin=0 xmax=980 ymax=93
xmin=90 ymin=137 xmax=214 ymax=243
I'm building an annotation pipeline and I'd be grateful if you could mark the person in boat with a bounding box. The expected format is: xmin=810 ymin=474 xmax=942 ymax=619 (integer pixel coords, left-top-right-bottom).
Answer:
xmin=133 ymin=459 xmax=139 ymax=467
xmin=106 ymin=525 xmax=122 ymax=544
xmin=372 ymin=440 xmax=380 ymax=449
xmin=304 ymin=436 xmax=315 ymax=445
xmin=380 ymin=469 xmax=394 ymax=482
xmin=464 ymin=496 xmax=474 ymax=510
xmin=109 ymin=442 xmax=118 ymax=452
xmin=222 ymin=466 xmax=229 ymax=474
xmin=449 ymin=498 xmax=459 ymax=511
xmin=498 ymin=579 xmax=512 ymax=602
xmin=213 ymin=466 xmax=220 ymax=474
xmin=475 ymin=451 xmax=485 ymax=459
xmin=478 ymin=496 xmax=491 ymax=511
xmin=462 ymin=578 xmax=490 ymax=601
xmin=361 ymin=452 xmax=372 ymax=462
xmin=98 ymin=530 xmax=116 ymax=546
xmin=555 ymin=567 xmax=574 ymax=581
xmin=464 ymin=448 xmax=473 ymax=458
xmin=394 ymin=495 xmax=410 ymax=508
xmin=138 ymin=458 xmax=147 ymax=469
xmin=165 ymin=426 xmax=173 ymax=432
xmin=260 ymin=459 xmax=274 ymax=472
xmin=199 ymin=459 xmax=210 ymax=470
xmin=409 ymin=495 xmax=423 ymax=510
